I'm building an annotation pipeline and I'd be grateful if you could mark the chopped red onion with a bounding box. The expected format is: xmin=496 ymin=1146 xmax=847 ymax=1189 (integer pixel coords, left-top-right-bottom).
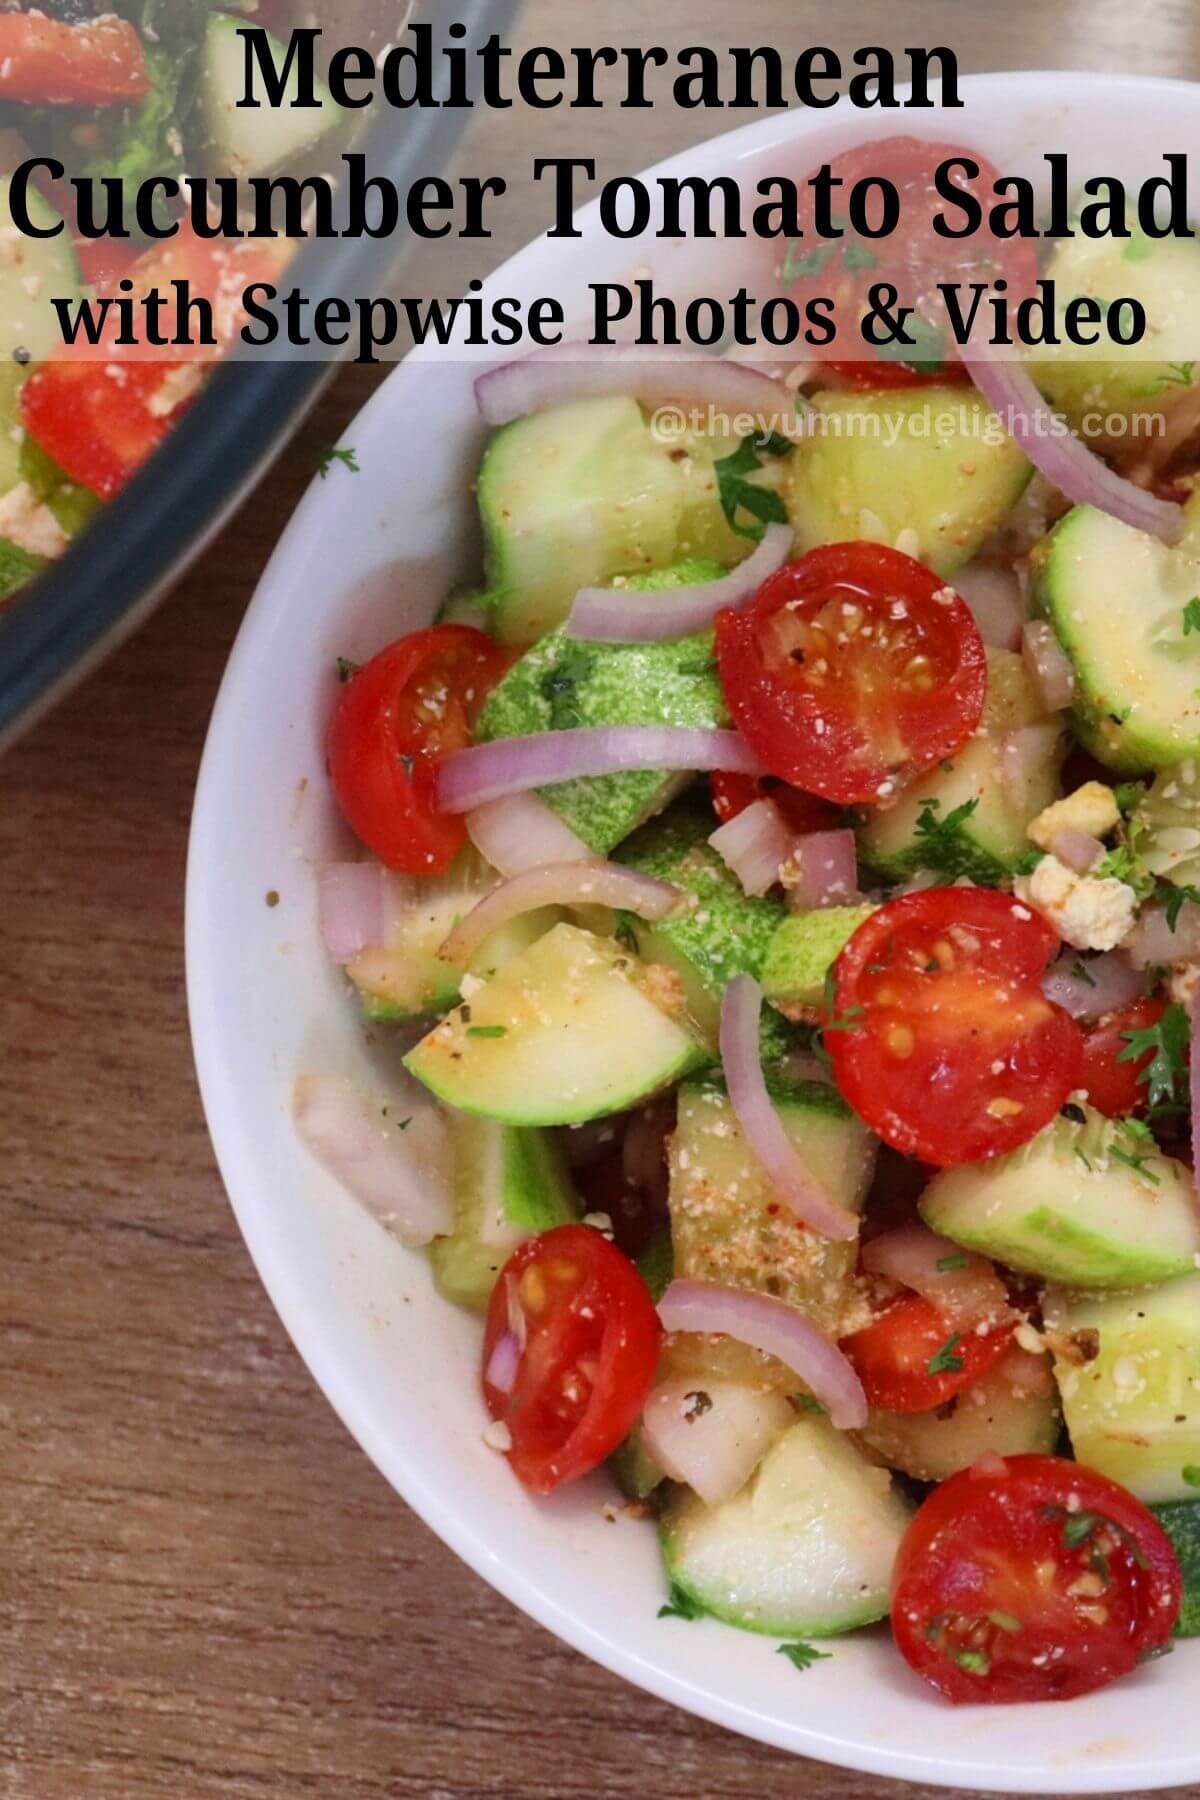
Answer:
xmin=781 ymin=829 xmax=859 ymax=911
xmin=484 ymin=1330 xmax=521 ymax=1395
xmin=292 ymin=1074 xmax=452 ymax=1246
xmin=720 ymin=974 xmax=860 ymax=1242
xmin=1126 ymin=902 xmax=1200 ymax=969
xmin=709 ymin=797 xmax=794 ymax=897
xmin=466 ymin=793 xmax=590 ymax=878
xmin=567 ymin=524 xmax=794 ymax=644
xmin=438 ymin=859 xmax=682 ymax=966
xmin=1048 ymin=827 xmax=1106 ymax=875
xmin=318 ymin=862 xmax=386 ymax=963
xmin=862 ymin=1222 xmax=1010 ymax=1330
xmin=475 ymin=343 xmax=798 ymax=430
xmin=952 ymin=561 xmax=1027 ymax=650
xmin=437 ymin=726 xmax=765 ymax=814
xmin=1041 ymin=950 xmax=1146 ymax=1020
xmin=639 ymin=1376 xmax=794 ymax=1506
xmin=658 ymin=1279 xmax=867 ymax=1430
xmin=1022 ymin=620 xmax=1075 ymax=713
xmin=963 ymin=350 xmax=1185 ymax=544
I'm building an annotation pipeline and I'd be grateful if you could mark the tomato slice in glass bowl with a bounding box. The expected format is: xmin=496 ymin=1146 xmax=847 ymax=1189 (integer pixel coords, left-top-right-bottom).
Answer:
xmin=840 ymin=1293 xmax=1015 ymax=1414
xmin=715 ymin=543 xmax=986 ymax=806
xmin=770 ymin=136 xmax=1039 ymax=380
xmin=892 ymin=1454 xmax=1182 ymax=1704
xmin=327 ymin=625 xmax=511 ymax=876
xmin=827 ymin=887 xmax=1084 ymax=1165
xmin=481 ymin=1224 xmax=663 ymax=1494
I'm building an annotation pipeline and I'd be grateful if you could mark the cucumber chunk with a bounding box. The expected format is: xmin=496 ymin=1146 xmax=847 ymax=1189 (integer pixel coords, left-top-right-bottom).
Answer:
xmin=1029 ymin=232 xmax=1200 ymax=447
xmin=761 ymin=904 xmax=877 ymax=1017
xmin=1151 ymin=1502 xmax=1200 ymax=1636
xmin=430 ymin=1116 xmax=577 ymax=1309
xmin=345 ymin=850 xmax=559 ymax=1023
xmin=202 ymin=12 xmax=335 ymax=176
xmin=855 ymin=1349 xmax=1060 ymax=1483
xmin=1131 ymin=759 xmax=1200 ymax=888
xmin=1044 ymin=1275 xmax=1200 ymax=1504
xmin=858 ymin=648 xmax=1064 ymax=882
xmin=660 ymin=1416 xmax=911 ymax=1635
xmin=404 ymin=922 xmax=709 ymax=1126
xmin=0 ymin=177 xmax=82 ymax=501
xmin=785 ymin=386 xmax=1031 ymax=578
xmin=669 ymin=1068 xmax=875 ymax=1337
xmin=478 ymin=398 xmax=788 ymax=645
xmin=618 ymin=806 xmax=787 ymax=1047
xmin=1035 ymin=494 xmax=1200 ymax=772
xmin=475 ymin=590 xmax=727 ymax=854
xmin=921 ymin=1103 xmax=1200 ymax=1289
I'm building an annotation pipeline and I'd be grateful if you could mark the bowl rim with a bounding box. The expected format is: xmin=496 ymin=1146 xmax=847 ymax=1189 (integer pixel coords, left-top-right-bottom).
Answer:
xmin=188 ymin=70 xmax=1200 ymax=1791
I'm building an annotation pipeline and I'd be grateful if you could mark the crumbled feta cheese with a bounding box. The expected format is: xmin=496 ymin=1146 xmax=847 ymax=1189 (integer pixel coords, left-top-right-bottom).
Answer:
xmin=481 ymin=1420 xmax=512 ymax=1452
xmin=1168 ymin=963 xmax=1200 ymax=1008
xmin=1027 ymin=782 xmax=1120 ymax=854
xmin=1014 ymin=854 xmax=1138 ymax=951
xmin=0 ymin=480 xmax=67 ymax=560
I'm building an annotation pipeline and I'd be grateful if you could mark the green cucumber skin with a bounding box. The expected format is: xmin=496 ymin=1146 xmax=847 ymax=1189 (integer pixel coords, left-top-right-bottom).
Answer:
xmin=656 ymin=1536 xmax=889 ymax=1638
xmin=923 ymin=1202 xmax=1199 ymax=1291
xmin=1152 ymin=1502 xmax=1200 ymax=1636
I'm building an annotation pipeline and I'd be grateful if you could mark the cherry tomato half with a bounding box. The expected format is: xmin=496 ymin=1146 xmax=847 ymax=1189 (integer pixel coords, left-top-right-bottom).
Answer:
xmin=715 ymin=544 xmax=986 ymax=806
xmin=327 ymin=625 xmax=510 ymax=876
xmin=482 ymin=1224 xmax=663 ymax=1493
xmin=1080 ymin=997 xmax=1167 ymax=1119
xmin=892 ymin=1454 xmax=1181 ymax=1704
xmin=709 ymin=770 xmax=840 ymax=835
xmin=0 ymin=14 xmax=148 ymax=106
xmin=828 ymin=888 xmax=1084 ymax=1166
xmin=841 ymin=1293 xmax=1014 ymax=1414
xmin=770 ymin=137 xmax=1039 ymax=377
xmin=824 ymin=356 xmax=973 ymax=392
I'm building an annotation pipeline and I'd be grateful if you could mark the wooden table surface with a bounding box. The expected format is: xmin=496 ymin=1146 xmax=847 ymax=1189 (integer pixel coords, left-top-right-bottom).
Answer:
xmin=5 ymin=4 xmax=1200 ymax=1796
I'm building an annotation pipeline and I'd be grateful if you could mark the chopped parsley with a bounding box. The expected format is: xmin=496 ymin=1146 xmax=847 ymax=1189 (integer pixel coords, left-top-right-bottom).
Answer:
xmin=1113 ymin=782 xmax=1146 ymax=817
xmin=1070 ymin=960 xmax=1097 ymax=989
xmin=336 ymin=657 xmax=359 ymax=684
xmin=657 ymin=1581 xmax=705 ymax=1621
xmin=777 ymin=1640 xmax=833 ymax=1672
xmin=926 ymin=1333 xmax=965 ymax=1377
xmin=1109 ymin=1144 xmax=1160 ymax=1185
xmin=1160 ymin=882 xmax=1200 ymax=930
xmin=713 ymin=433 xmax=795 ymax=544
xmin=1183 ymin=1466 xmax=1200 ymax=1488
xmin=613 ymin=909 xmax=641 ymax=953
xmin=1118 ymin=1001 xmax=1189 ymax=1109
xmin=794 ymin=1394 xmax=827 ymax=1416
xmin=1144 ymin=361 xmax=1197 ymax=394
xmin=540 ymin=645 xmax=598 ymax=730
xmin=1183 ymin=597 xmax=1200 ymax=637
xmin=878 ymin=312 xmax=948 ymax=376
xmin=781 ymin=242 xmax=835 ymax=284
xmin=936 ymin=1254 xmax=970 ymax=1272
xmin=911 ymin=797 xmax=981 ymax=878
xmin=1042 ymin=1504 xmax=1150 ymax=1585
xmin=466 ymin=1025 xmax=508 ymax=1040
xmin=318 ymin=444 xmax=360 ymax=479
xmin=842 ymin=240 xmax=880 ymax=271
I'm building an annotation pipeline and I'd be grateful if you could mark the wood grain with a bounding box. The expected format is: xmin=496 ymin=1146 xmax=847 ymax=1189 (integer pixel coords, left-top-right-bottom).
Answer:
xmin=4 ymin=4 xmax=1200 ymax=1795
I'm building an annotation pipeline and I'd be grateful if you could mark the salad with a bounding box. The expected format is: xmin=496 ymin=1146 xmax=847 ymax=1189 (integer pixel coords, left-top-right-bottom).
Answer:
xmin=0 ymin=2 xmax=340 ymax=603
xmin=298 ymin=136 xmax=1200 ymax=1707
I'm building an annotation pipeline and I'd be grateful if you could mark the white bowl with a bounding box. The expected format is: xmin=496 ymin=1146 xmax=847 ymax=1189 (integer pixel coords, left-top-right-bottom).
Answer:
xmin=187 ymin=73 xmax=1200 ymax=1791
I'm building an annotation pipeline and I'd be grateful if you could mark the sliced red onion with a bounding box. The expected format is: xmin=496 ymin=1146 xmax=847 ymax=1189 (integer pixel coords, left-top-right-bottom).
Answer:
xmin=952 ymin=561 xmax=1027 ymax=651
xmin=466 ymin=792 xmax=590 ymax=879
xmin=292 ymin=1074 xmax=451 ymax=1246
xmin=437 ymin=726 xmax=765 ymax=814
xmin=438 ymin=859 xmax=682 ymax=966
xmin=720 ymin=974 xmax=860 ymax=1242
xmin=964 ymin=349 xmax=1185 ymax=544
xmin=998 ymin=723 xmax=1062 ymax=809
xmin=639 ymin=1376 xmax=794 ymax=1506
xmin=709 ymin=797 xmax=794 ymax=898
xmin=1126 ymin=902 xmax=1200 ymax=969
xmin=1021 ymin=620 xmax=1075 ymax=713
xmin=658 ymin=1279 xmax=867 ymax=1430
xmin=1042 ymin=949 xmax=1146 ymax=1021
xmin=318 ymin=862 xmax=386 ymax=963
xmin=1048 ymin=827 xmax=1106 ymax=875
xmin=567 ymin=524 xmax=794 ymax=644
xmin=484 ymin=1329 xmax=521 ymax=1395
xmin=475 ymin=343 xmax=796 ymax=430
xmin=861 ymin=1222 xmax=1010 ymax=1330
xmin=781 ymin=829 xmax=859 ymax=912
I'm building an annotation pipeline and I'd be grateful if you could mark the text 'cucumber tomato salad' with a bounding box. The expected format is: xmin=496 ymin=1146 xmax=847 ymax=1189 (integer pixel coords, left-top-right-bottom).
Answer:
xmin=299 ymin=136 xmax=1200 ymax=1706
xmin=0 ymin=2 xmax=339 ymax=604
